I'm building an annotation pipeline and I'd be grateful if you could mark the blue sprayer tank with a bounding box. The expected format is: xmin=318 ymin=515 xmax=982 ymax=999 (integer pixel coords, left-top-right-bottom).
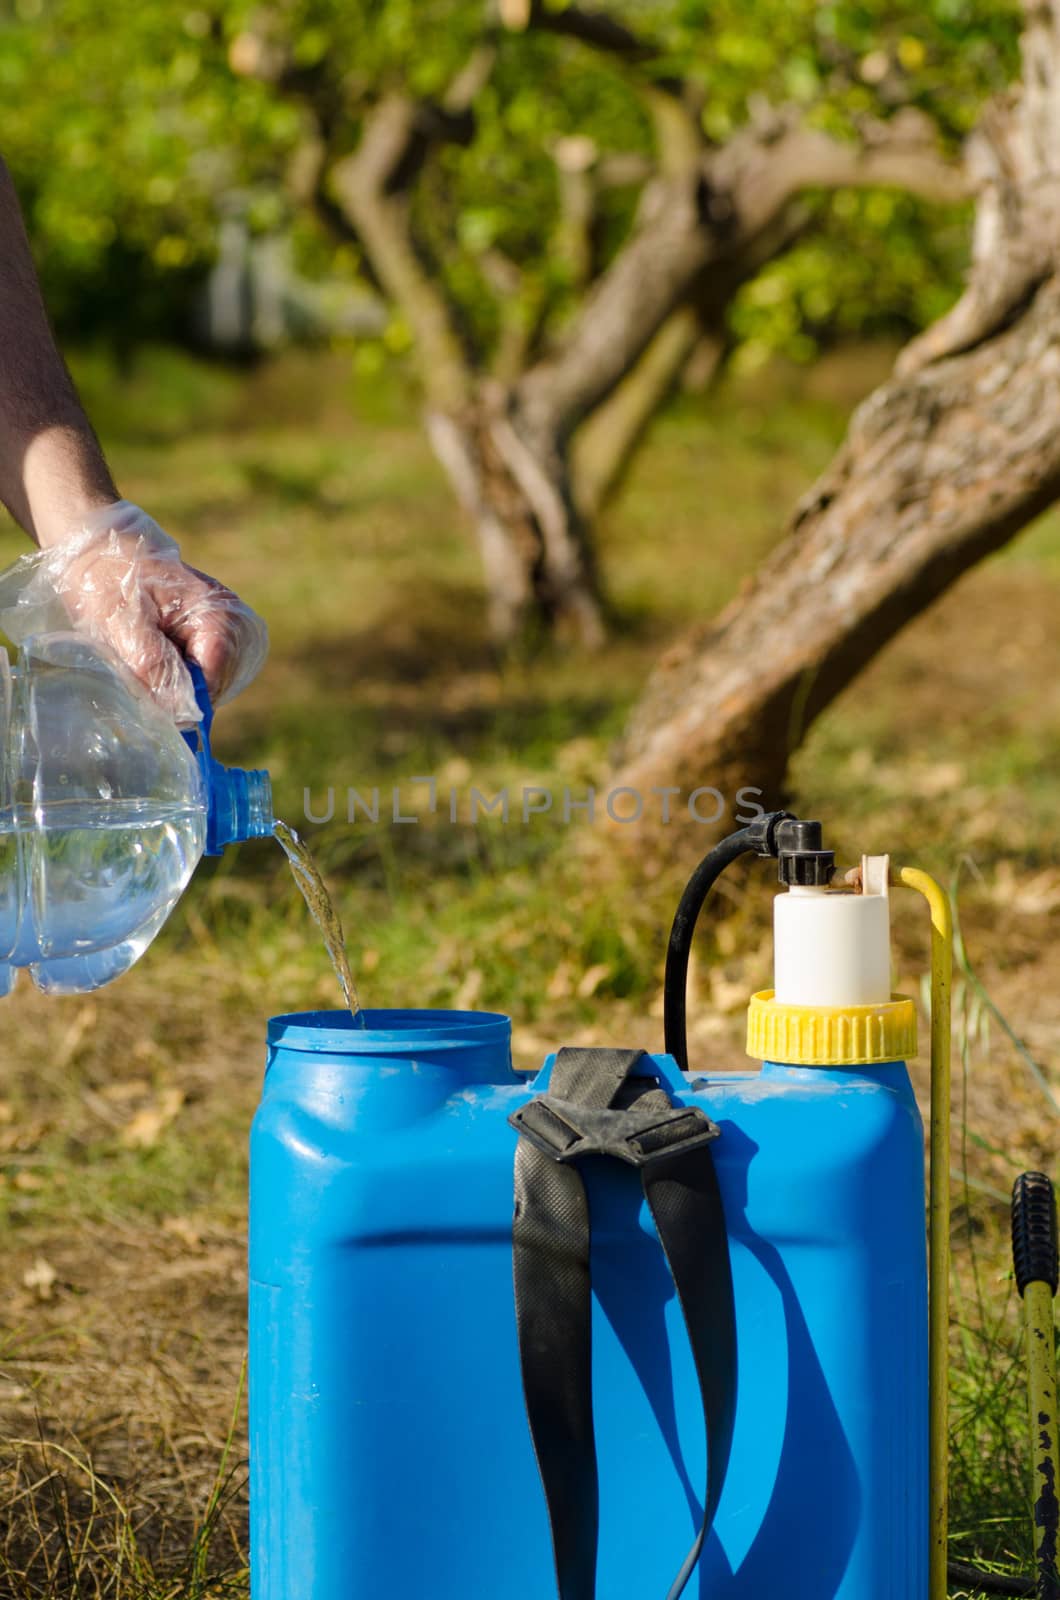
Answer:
xmin=0 ymin=633 xmax=270 ymax=993
xmin=249 ymin=821 xmax=928 ymax=1599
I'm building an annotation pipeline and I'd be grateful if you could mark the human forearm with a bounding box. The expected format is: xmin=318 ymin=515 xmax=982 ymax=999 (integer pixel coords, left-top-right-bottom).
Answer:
xmin=0 ymin=157 xmax=268 ymax=717
xmin=0 ymin=157 xmax=117 ymax=546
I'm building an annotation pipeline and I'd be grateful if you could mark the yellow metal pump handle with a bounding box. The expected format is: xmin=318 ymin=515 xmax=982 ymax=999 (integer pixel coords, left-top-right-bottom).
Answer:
xmin=897 ymin=868 xmax=952 ymax=1600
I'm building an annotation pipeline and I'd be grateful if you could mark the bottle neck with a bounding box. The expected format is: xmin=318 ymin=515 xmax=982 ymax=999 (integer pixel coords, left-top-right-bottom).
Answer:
xmin=243 ymin=768 xmax=274 ymax=839
xmin=202 ymin=760 xmax=273 ymax=855
xmin=178 ymin=674 xmax=272 ymax=856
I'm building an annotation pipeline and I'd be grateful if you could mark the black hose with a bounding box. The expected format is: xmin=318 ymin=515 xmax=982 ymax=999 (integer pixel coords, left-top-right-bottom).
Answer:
xmin=663 ymin=824 xmax=760 ymax=1073
xmin=947 ymin=1557 xmax=1035 ymax=1596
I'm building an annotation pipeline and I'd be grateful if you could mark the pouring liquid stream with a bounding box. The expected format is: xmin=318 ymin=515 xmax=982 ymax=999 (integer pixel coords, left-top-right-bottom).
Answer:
xmin=273 ymin=821 xmax=364 ymax=1023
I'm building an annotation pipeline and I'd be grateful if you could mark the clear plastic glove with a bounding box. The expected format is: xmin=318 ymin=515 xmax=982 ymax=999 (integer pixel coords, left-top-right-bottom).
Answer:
xmin=0 ymin=501 xmax=268 ymax=724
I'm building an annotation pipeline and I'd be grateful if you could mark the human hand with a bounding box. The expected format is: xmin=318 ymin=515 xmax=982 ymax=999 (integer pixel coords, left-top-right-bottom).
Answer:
xmin=0 ymin=501 xmax=268 ymax=724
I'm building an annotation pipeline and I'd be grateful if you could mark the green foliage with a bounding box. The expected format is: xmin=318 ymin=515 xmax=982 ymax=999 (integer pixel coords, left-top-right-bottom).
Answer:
xmin=1 ymin=0 xmax=291 ymax=334
xmin=730 ymin=190 xmax=973 ymax=364
xmin=659 ymin=0 xmax=1020 ymax=142
xmin=0 ymin=0 xmax=1024 ymax=350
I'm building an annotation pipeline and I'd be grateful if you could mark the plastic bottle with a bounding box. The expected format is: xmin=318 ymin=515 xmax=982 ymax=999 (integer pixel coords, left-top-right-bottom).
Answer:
xmin=0 ymin=631 xmax=271 ymax=994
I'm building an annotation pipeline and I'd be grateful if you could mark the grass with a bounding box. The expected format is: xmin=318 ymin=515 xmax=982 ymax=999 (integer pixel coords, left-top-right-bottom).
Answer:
xmin=1 ymin=342 xmax=1058 ymax=1596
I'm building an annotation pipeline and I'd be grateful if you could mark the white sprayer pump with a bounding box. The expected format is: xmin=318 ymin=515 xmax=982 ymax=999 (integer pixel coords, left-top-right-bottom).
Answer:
xmin=773 ymin=854 xmax=892 ymax=1007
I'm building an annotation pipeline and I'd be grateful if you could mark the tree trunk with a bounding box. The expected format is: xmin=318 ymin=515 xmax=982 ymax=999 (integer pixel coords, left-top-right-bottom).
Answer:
xmin=328 ymin=98 xmax=608 ymax=647
xmin=615 ymin=2 xmax=1060 ymax=840
xmin=325 ymin=78 xmax=966 ymax=655
xmin=617 ymin=276 xmax=1060 ymax=820
xmin=255 ymin=17 xmax=968 ymax=650
xmin=426 ymin=400 xmax=605 ymax=647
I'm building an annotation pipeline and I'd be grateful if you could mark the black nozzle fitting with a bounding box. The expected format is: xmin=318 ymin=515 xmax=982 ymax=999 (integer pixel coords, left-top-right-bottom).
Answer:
xmin=775 ymin=818 xmax=836 ymax=888
xmin=664 ymin=810 xmax=832 ymax=1074
xmin=1012 ymin=1171 xmax=1059 ymax=1296
xmin=744 ymin=809 xmax=795 ymax=858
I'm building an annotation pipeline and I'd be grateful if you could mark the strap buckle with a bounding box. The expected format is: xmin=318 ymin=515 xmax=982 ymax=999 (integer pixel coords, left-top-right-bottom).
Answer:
xmin=509 ymin=1095 xmax=719 ymax=1169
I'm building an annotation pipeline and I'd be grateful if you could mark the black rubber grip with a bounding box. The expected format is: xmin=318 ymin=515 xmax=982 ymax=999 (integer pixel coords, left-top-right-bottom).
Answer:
xmin=1011 ymin=1171 xmax=1059 ymax=1297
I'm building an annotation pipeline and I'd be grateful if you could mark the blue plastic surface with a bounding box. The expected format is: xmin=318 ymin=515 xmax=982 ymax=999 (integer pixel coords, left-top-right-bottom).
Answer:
xmin=182 ymin=661 xmax=272 ymax=855
xmin=249 ymin=1009 xmax=927 ymax=1600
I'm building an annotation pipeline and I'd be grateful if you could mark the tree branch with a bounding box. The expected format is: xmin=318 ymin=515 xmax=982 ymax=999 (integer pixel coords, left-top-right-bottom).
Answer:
xmin=505 ymin=0 xmax=702 ymax=172
xmin=597 ymin=151 xmax=655 ymax=188
xmin=572 ymin=202 xmax=812 ymax=513
xmin=897 ymin=91 xmax=1059 ymax=372
xmin=479 ymin=249 xmax=551 ymax=382
xmin=233 ymin=27 xmax=499 ymax=415
xmin=552 ymin=135 xmax=599 ymax=291
xmin=513 ymin=170 xmax=714 ymax=438
xmin=503 ymin=0 xmax=670 ymax=78
xmin=737 ymin=110 xmax=972 ymax=216
xmin=443 ymin=41 xmax=499 ymax=112
xmin=514 ymin=111 xmax=967 ymax=442
xmin=330 ymin=97 xmax=473 ymax=413
xmin=572 ymin=305 xmax=704 ymax=515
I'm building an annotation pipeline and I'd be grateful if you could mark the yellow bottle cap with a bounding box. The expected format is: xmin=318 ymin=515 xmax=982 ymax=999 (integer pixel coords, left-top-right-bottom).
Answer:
xmin=746 ymin=990 xmax=917 ymax=1067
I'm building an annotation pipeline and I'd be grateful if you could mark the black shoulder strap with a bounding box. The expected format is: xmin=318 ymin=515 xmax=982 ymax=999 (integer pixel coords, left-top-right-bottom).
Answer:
xmin=509 ymin=1046 xmax=737 ymax=1600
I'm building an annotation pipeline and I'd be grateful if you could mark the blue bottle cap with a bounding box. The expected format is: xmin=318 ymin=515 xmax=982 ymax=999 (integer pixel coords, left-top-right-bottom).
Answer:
xmin=182 ymin=661 xmax=272 ymax=855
